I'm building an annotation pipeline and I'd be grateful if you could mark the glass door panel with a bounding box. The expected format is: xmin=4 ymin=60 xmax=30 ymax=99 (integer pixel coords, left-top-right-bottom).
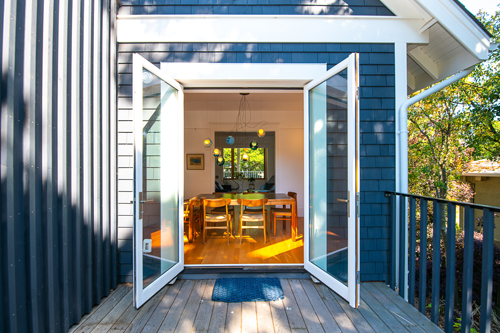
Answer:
xmin=133 ymin=54 xmax=184 ymax=308
xmin=304 ymin=53 xmax=359 ymax=308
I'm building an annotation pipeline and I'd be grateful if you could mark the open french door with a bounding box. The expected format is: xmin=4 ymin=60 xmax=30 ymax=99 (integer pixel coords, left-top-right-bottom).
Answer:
xmin=132 ymin=54 xmax=184 ymax=308
xmin=304 ymin=53 xmax=360 ymax=307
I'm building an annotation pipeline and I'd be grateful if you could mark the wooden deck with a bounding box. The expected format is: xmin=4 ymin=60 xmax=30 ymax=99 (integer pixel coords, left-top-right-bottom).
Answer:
xmin=68 ymin=280 xmax=443 ymax=333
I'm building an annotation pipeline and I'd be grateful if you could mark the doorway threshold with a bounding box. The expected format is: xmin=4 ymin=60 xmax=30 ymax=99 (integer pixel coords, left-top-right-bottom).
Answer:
xmin=179 ymin=265 xmax=309 ymax=280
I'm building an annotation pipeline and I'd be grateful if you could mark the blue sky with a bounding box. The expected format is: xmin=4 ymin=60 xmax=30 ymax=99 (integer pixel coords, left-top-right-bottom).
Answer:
xmin=459 ymin=0 xmax=499 ymax=15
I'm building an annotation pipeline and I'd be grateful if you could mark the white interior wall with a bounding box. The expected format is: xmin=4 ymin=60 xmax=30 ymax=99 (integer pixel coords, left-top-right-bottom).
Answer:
xmin=184 ymin=92 xmax=305 ymax=216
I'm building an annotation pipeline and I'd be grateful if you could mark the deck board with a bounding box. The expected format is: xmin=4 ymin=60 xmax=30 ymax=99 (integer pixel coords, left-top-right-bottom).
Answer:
xmin=68 ymin=281 xmax=444 ymax=333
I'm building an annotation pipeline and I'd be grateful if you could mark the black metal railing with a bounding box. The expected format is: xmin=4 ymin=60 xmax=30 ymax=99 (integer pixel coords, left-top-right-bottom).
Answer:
xmin=386 ymin=191 xmax=500 ymax=333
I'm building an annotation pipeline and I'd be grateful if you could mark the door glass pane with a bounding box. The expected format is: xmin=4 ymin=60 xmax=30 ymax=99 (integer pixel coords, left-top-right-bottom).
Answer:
xmin=141 ymin=69 xmax=179 ymax=288
xmin=309 ymin=69 xmax=349 ymax=285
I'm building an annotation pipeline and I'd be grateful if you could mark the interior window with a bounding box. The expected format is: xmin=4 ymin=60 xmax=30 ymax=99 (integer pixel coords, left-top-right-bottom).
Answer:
xmin=223 ymin=148 xmax=265 ymax=180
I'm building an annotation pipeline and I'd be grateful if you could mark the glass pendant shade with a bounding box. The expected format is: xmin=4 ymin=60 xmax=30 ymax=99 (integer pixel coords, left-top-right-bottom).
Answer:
xmin=249 ymin=141 xmax=259 ymax=150
xmin=213 ymin=148 xmax=220 ymax=157
xmin=203 ymin=138 xmax=213 ymax=148
xmin=226 ymin=136 xmax=235 ymax=145
xmin=217 ymin=157 xmax=224 ymax=166
xmin=242 ymin=152 xmax=249 ymax=162
xmin=257 ymin=128 xmax=265 ymax=138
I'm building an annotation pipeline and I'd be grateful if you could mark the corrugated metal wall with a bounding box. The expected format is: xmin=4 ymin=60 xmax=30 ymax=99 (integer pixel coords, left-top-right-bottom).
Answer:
xmin=0 ymin=0 xmax=118 ymax=332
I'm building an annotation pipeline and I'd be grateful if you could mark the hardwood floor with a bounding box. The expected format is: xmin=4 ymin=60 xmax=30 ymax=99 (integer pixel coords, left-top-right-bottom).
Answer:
xmin=184 ymin=218 xmax=304 ymax=265
xmin=68 ymin=280 xmax=444 ymax=333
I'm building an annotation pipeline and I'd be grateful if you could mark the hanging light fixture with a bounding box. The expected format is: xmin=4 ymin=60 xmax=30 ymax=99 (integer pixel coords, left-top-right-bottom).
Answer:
xmin=249 ymin=140 xmax=259 ymax=150
xmin=241 ymin=151 xmax=249 ymax=162
xmin=257 ymin=128 xmax=266 ymax=138
xmin=213 ymin=148 xmax=220 ymax=157
xmin=226 ymin=135 xmax=235 ymax=145
xmin=203 ymin=138 xmax=213 ymax=148
xmin=217 ymin=156 xmax=225 ymax=166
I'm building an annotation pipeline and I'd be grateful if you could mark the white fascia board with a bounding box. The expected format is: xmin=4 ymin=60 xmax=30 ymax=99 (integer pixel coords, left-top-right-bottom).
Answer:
xmin=415 ymin=0 xmax=490 ymax=60
xmin=380 ymin=0 xmax=432 ymax=20
xmin=117 ymin=16 xmax=428 ymax=44
xmin=161 ymin=63 xmax=327 ymax=88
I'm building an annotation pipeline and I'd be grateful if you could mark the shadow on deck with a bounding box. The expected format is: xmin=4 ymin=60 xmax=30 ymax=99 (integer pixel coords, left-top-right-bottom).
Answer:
xmin=68 ymin=280 xmax=443 ymax=332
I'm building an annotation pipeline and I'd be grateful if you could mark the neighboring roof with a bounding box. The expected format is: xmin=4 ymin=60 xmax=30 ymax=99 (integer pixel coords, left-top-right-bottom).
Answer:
xmin=463 ymin=159 xmax=500 ymax=177
xmin=452 ymin=0 xmax=493 ymax=38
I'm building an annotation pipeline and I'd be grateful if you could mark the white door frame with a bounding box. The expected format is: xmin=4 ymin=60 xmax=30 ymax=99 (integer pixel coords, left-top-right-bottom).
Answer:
xmin=131 ymin=59 xmax=359 ymax=307
xmin=303 ymin=53 xmax=360 ymax=307
xmin=133 ymin=54 xmax=185 ymax=308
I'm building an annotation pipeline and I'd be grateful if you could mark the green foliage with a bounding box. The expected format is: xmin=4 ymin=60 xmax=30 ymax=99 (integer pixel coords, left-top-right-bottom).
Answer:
xmin=223 ymin=147 xmax=265 ymax=179
xmin=461 ymin=10 xmax=500 ymax=161
xmin=408 ymin=8 xmax=500 ymax=200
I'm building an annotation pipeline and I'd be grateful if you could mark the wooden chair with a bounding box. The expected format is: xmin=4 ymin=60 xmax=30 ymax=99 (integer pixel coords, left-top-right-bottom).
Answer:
xmin=210 ymin=193 xmax=235 ymax=228
xmin=238 ymin=198 xmax=268 ymax=244
xmin=184 ymin=199 xmax=201 ymax=239
xmin=202 ymin=198 xmax=233 ymax=244
xmin=271 ymin=192 xmax=297 ymax=238
xmin=243 ymin=205 xmax=268 ymax=231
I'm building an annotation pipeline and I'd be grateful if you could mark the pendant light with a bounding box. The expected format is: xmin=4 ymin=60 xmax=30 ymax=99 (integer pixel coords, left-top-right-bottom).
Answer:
xmin=202 ymin=95 xmax=213 ymax=148
xmin=203 ymin=138 xmax=213 ymax=148
xmin=257 ymin=128 xmax=266 ymax=138
xmin=242 ymin=151 xmax=249 ymax=162
xmin=217 ymin=156 xmax=225 ymax=166
xmin=213 ymin=148 xmax=220 ymax=157
xmin=249 ymin=140 xmax=258 ymax=150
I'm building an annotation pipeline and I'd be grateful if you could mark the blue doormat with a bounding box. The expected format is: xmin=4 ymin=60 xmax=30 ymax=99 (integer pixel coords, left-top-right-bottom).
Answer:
xmin=212 ymin=278 xmax=284 ymax=302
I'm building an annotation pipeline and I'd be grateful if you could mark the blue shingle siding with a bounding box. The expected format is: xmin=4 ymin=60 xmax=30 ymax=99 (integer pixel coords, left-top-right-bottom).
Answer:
xmin=117 ymin=0 xmax=394 ymax=15
xmin=117 ymin=42 xmax=395 ymax=283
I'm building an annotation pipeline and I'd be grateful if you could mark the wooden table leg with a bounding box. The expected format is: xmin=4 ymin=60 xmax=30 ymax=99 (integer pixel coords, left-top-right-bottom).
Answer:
xmin=188 ymin=201 xmax=194 ymax=243
xmin=292 ymin=202 xmax=297 ymax=242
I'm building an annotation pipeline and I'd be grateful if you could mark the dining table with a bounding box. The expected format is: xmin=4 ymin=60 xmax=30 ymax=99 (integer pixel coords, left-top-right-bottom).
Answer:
xmin=187 ymin=192 xmax=298 ymax=243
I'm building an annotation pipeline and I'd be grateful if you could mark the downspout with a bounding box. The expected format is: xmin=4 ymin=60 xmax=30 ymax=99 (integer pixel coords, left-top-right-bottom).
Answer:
xmin=398 ymin=66 xmax=475 ymax=196
xmin=397 ymin=66 xmax=474 ymax=300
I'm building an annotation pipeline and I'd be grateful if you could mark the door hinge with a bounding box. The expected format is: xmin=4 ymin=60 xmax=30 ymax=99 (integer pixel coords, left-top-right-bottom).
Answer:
xmin=356 ymin=271 xmax=360 ymax=284
xmin=356 ymin=192 xmax=360 ymax=218
xmin=356 ymin=87 xmax=360 ymax=100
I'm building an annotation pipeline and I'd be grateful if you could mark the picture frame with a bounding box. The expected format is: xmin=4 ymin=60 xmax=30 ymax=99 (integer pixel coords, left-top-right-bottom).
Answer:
xmin=186 ymin=154 xmax=204 ymax=170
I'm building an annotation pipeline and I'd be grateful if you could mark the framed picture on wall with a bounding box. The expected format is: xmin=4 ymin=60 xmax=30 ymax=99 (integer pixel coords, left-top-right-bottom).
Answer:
xmin=186 ymin=154 xmax=204 ymax=170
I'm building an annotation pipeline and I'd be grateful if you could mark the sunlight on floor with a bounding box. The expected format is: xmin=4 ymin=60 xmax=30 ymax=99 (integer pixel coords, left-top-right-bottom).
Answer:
xmin=247 ymin=238 xmax=304 ymax=260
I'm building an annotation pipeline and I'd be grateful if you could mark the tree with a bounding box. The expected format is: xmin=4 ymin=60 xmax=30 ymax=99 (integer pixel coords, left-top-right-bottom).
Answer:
xmin=462 ymin=10 xmax=500 ymax=161
xmin=408 ymin=83 xmax=474 ymax=202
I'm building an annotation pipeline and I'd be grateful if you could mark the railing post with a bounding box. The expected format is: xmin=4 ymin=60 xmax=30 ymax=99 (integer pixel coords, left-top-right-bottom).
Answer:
xmin=480 ymin=208 xmax=494 ymax=333
xmin=419 ymin=199 xmax=428 ymax=315
xmin=408 ymin=197 xmax=416 ymax=306
xmin=390 ymin=193 xmax=397 ymax=291
xmin=431 ymin=200 xmax=441 ymax=324
xmin=399 ymin=195 xmax=407 ymax=298
xmin=461 ymin=206 xmax=474 ymax=333
xmin=444 ymin=203 xmax=456 ymax=333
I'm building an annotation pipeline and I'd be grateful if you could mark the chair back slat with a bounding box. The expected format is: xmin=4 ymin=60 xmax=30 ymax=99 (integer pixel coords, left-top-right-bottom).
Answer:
xmin=237 ymin=198 xmax=268 ymax=207
xmin=203 ymin=198 xmax=231 ymax=208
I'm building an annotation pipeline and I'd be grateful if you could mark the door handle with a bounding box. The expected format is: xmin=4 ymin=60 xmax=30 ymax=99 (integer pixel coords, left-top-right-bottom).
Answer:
xmin=337 ymin=199 xmax=348 ymax=203
xmin=131 ymin=193 xmax=155 ymax=219
xmin=129 ymin=199 xmax=154 ymax=204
